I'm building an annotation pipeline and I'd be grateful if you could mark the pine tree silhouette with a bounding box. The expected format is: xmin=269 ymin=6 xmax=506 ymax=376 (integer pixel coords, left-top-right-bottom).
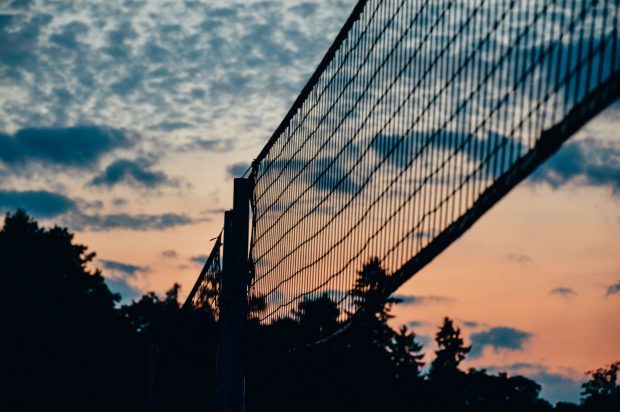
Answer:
xmin=430 ymin=316 xmax=471 ymax=378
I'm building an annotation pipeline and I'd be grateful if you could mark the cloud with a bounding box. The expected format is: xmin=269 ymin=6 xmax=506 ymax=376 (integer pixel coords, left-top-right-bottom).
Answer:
xmin=190 ymin=254 xmax=209 ymax=265
xmin=153 ymin=120 xmax=192 ymax=132
xmin=89 ymin=159 xmax=177 ymax=189
xmin=104 ymin=277 xmax=143 ymax=304
xmin=50 ymin=21 xmax=89 ymax=50
xmin=406 ymin=320 xmax=427 ymax=328
xmin=178 ymin=138 xmax=234 ymax=153
xmin=112 ymin=198 xmax=127 ymax=207
xmin=549 ymin=287 xmax=577 ymax=298
xmin=266 ymin=156 xmax=361 ymax=194
xmin=530 ymin=138 xmax=620 ymax=195
xmin=470 ymin=326 xmax=533 ymax=358
xmin=204 ymin=207 xmax=227 ymax=215
xmin=0 ymin=126 xmax=128 ymax=169
xmin=226 ymin=162 xmax=250 ymax=178
xmin=0 ymin=12 xmax=51 ymax=76
xmin=0 ymin=189 xmax=75 ymax=218
xmin=0 ymin=0 xmax=353 ymax=148
xmin=68 ymin=211 xmax=197 ymax=231
xmin=161 ymin=249 xmax=177 ymax=259
xmin=100 ymin=259 xmax=149 ymax=277
xmin=0 ymin=189 xmax=200 ymax=231
xmin=99 ymin=258 xmax=147 ymax=304
xmin=392 ymin=294 xmax=455 ymax=305
xmin=506 ymin=253 xmax=533 ymax=264
xmin=462 ymin=320 xmax=483 ymax=328
xmin=372 ymin=131 xmax=523 ymax=169
xmin=606 ymin=281 xmax=620 ymax=296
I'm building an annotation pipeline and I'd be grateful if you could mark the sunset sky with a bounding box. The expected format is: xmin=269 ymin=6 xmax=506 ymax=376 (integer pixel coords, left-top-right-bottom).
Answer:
xmin=1 ymin=0 xmax=619 ymax=404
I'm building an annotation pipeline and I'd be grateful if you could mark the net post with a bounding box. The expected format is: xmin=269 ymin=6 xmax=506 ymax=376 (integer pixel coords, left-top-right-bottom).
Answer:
xmin=216 ymin=178 xmax=251 ymax=412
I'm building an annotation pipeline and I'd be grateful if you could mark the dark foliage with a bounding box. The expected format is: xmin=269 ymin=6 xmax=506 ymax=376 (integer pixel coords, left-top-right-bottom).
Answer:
xmin=2 ymin=210 xmax=217 ymax=412
xmin=580 ymin=361 xmax=620 ymax=412
xmin=430 ymin=316 xmax=471 ymax=378
xmin=4 ymin=211 xmax=617 ymax=412
xmin=2 ymin=210 xmax=140 ymax=412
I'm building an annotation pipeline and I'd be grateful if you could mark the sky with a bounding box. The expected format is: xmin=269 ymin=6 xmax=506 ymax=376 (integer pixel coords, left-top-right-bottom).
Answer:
xmin=1 ymin=0 xmax=619 ymax=405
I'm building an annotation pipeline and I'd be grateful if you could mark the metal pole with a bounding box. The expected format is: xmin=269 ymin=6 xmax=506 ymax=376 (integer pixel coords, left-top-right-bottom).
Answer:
xmin=216 ymin=178 xmax=250 ymax=412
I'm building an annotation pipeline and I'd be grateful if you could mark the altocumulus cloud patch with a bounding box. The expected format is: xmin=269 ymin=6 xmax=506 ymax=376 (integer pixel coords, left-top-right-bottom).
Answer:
xmin=0 ymin=0 xmax=353 ymax=145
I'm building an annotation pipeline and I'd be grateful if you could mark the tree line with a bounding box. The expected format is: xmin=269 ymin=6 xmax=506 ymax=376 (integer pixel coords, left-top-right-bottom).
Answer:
xmin=3 ymin=210 xmax=618 ymax=411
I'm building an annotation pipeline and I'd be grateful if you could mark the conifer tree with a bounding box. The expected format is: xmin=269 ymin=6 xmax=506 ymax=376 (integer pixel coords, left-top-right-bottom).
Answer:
xmin=430 ymin=316 xmax=470 ymax=377
xmin=389 ymin=325 xmax=425 ymax=381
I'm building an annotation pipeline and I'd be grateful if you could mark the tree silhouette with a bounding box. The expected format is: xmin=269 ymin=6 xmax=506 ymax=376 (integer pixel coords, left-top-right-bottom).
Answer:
xmin=2 ymin=210 xmax=140 ymax=412
xmin=389 ymin=325 xmax=425 ymax=382
xmin=120 ymin=283 xmax=218 ymax=412
xmin=349 ymin=257 xmax=401 ymax=353
xmin=293 ymin=292 xmax=340 ymax=340
xmin=350 ymin=256 xmax=399 ymax=321
xmin=430 ymin=316 xmax=471 ymax=378
xmin=463 ymin=369 xmax=553 ymax=412
xmin=121 ymin=283 xmax=182 ymax=338
xmin=6 ymin=212 xmax=614 ymax=412
xmin=580 ymin=361 xmax=620 ymax=411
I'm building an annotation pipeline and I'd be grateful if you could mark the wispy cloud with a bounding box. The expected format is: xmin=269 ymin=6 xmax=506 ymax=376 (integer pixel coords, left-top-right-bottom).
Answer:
xmin=161 ymin=249 xmax=177 ymax=259
xmin=393 ymin=294 xmax=455 ymax=306
xmin=69 ymin=211 xmax=199 ymax=231
xmin=178 ymin=138 xmax=234 ymax=153
xmin=461 ymin=320 xmax=484 ymax=329
xmin=606 ymin=281 xmax=620 ymax=296
xmin=100 ymin=259 xmax=149 ymax=277
xmin=407 ymin=320 xmax=428 ymax=328
xmin=549 ymin=287 xmax=577 ymax=298
xmin=0 ymin=189 xmax=202 ymax=231
xmin=506 ymin=253 xmax=533 ymax=264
